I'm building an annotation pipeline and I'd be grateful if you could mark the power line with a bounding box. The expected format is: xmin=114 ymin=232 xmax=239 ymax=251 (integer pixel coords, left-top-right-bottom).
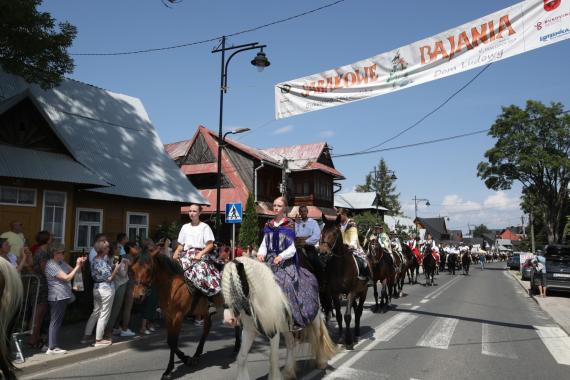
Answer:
xmin=356 ymin=63 xmax=493 ymax=154
xmin=332 ymin=128 xmax=489 ymax=158
xmin=72 ymin=0 xmax=346 ymax=56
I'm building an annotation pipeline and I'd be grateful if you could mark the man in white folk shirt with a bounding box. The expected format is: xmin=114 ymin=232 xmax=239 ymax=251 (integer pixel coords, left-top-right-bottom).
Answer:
xmin=294 ymin=205 xmax=323 ymax=276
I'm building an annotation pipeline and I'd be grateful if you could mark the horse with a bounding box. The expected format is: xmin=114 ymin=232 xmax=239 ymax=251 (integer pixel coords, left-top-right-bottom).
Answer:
xmin=319 ymin=220 xmax=369 ymax=349
xmin=130 ymin=249 xmax=239 ymax=380
xmin=461 ymin=251 xmax=471 ymax=275
xmin=422 ymin=245 xmax=437 ymax=286
xmin=0 ymin=258 xmax=23 ymax=380
xmin=403 ymin=244 xmax=420 ymax=285
xmin=391 ymin=250 xmax=407 ymax=298
xmin=366 ymin=239 xmax=395 ymax=312
xmin=447 ymin=253 xmax=457 ymax=275
xmin=222 ymin=257 xmax=337 ymax=380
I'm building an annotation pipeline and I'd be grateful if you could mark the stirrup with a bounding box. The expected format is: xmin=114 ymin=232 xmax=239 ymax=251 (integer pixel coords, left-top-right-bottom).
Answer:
xmin=208 ymin=303 xmax=217 ymax=315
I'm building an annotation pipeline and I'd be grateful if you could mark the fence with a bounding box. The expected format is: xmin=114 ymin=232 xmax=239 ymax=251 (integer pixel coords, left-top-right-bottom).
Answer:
xmin=11 ymin=274 xmax=40 ymax=364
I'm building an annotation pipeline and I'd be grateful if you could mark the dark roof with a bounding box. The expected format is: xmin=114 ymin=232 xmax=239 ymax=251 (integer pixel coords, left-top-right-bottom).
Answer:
xmin=415 ymin=217 xmax=448 ymax=241
xmin=481 ymin=233 xmax=497 ymax=244
xmin=462 ymin=237 xmax=484 ymax=246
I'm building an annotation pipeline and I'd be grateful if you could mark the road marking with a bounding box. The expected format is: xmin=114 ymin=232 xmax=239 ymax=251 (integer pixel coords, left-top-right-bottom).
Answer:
xmin=374 ymin=312 xmax=419 ymax=342
xmin=534 ymin=325 xmax=570 ymax=366
xmin=420 ymin=299 xmax=429 ymax=303
xmin=417 ymin=317 xmax=459 ymax=350
xmin=411 ymin=305 xmax=420 ymax=310
xmin=481 ymin=323 xmax=518 ymax=359
xmin=424 ymin=276 xmax=461 ymax=299
xmin=324 ymin=367 xmax=389 ymax=379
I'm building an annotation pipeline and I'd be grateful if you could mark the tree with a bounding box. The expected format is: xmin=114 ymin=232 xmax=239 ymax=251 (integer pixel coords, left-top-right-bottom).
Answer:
xmin=356 ymin=158 xmax=402 ymax=215
xmin=477 ymin=100 xmax=570 ymax=244
xmin=239 ymin=193 xmax=260 ymax=248
xmin=472 ymin=224 xmax=490 ymax=238
xmin=0 ymin=0 xmax=76 ymax=89
xmin=353 ymin=211 xmax=386 ymax=244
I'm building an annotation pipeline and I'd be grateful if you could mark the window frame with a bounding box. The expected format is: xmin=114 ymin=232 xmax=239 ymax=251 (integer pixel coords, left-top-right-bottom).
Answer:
xmin=74 ymin=208 xmax=103 ymax=251
xmin=41 ymin=190 xmax=67 ymax=244
xmin=0 ymin=186 xmax=37 ymax=207
xmin=126 ymin=211 xmax=150 ymax=242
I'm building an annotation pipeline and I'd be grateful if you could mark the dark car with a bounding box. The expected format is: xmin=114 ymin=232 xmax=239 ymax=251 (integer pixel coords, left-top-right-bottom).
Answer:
xmin=508 ymin=253 xmax=521 ymax=270
xmin=544 ymin=245 xmax=570 ymax=292
xmin=521 ymin=258 xmax=533 ymax=281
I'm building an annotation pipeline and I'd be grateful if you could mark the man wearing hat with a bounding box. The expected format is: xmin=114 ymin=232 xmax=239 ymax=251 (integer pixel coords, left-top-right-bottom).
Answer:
xmin=365 ymin=224 xmax=396 ymax=270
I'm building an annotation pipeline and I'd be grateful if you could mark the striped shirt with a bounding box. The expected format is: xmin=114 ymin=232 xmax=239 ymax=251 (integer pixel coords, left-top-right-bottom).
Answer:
xmin=45 ymin=260 xmax=73 ymax=302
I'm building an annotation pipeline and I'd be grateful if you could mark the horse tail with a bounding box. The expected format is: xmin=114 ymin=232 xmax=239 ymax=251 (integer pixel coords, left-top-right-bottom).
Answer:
xmin=0 ymin=258 xmax=23 ymax=375
xmin=302 ymin=313 xmax=338 ymax=368
xmin=222 ymin=257 xmax=291 ymax=337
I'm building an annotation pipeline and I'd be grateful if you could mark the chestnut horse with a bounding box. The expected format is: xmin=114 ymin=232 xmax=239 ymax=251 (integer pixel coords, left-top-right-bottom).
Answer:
xmin=403 ymin=244 xmax=420 ymax=285
xmin=130 ymin=249 xmax=238 ymax=380
xmin=319 ymin=221 xmax=368 ymax=349
xmin=0 ymin=258 xmax=23 ymax=380
xmin=367 ymin=238 xmax=396 ymax=312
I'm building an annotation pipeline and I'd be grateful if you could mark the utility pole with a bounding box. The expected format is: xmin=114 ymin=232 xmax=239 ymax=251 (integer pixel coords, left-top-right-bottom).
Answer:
xmin=530 ymin=210 xmax=536 ymax=253
xmin=521 ymin=215 xmax=526 ymax=237
xmin=280 ymin=158 xmax=288 ymax=199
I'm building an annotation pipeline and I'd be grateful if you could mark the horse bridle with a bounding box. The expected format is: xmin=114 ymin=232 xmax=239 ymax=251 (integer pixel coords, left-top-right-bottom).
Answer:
xmin=132 ymin=258 xmax=154 ymax=298
xmin=319 ymin=231 xmax=341 ymax=257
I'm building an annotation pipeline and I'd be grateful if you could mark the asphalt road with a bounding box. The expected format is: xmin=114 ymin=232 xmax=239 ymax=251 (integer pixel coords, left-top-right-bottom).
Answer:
xmin=22 ymin=262 xmax=570 ymax=380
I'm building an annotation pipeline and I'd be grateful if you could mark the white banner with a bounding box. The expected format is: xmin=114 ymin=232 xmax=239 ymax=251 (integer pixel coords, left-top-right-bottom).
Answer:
xmin=275 ymin=0 xmax=570 ymax=119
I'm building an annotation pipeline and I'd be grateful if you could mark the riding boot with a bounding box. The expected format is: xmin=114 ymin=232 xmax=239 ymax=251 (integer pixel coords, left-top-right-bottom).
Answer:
xmin=207 ymin=296 xmax=217 ymax=315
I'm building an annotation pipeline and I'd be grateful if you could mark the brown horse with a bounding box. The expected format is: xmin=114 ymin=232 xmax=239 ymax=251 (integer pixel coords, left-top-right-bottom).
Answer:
xmin=130 ymin=249 xmax=237 ymax=380
xmin=391 ymin=250 xmax=407 ymax=298
xmin=367 ymin=239 xmax=396 ymax=312
xmin=318 ymin=220 xmax=368 ymax=350
xmin=403 ymin=244 xmax=420 ymax=285
xmin=0 ymin=258 xmax=23 ymax=380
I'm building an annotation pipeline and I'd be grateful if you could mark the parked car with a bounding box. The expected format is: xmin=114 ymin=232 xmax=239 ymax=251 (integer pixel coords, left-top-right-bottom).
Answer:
xmin=521 ymin=258 xmax=533 ymax=281
xmin=544 ymin=245 xmax=570 ymax=293
xmin=507 ymin=252 xmax=521 ymax=270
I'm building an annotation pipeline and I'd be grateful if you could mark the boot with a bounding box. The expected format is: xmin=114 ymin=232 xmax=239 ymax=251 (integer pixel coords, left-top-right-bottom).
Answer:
xmin=207 ymin=296 xmax=217 ymax=315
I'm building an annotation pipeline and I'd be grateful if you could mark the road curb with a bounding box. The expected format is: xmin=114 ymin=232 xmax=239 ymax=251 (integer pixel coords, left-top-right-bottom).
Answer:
xmin=507 ymin=270 xmax=570 ymax=335
xmin=15 ymin=332 xmax=165 ymax=377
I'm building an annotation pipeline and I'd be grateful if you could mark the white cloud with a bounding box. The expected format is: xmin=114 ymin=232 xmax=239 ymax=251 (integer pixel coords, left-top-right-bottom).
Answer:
xmin=273 ymin=125 xmax=294 ymax=135
xmin=483 ymin=191 xmax=519 ymax=210
xmin=441 ymin=194 xmax=481 ymax=213
xmin=319 ymin=130 xmax=336 ymax=138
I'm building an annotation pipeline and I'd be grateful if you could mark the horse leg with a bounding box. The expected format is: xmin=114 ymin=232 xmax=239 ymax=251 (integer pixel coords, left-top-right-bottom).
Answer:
xmin=236 ymin=320 xmax=257 ymax=380
xmin=163 ymin=315 xmax=187 ymax=380
xmin=234 ymin=326 xmax=242 ymax=354
xmin=344 ymin=292 xmax=354 ymax=349
xmin=282 ymin=331 xmax=296 ymax=380
xmin=354 ymin=293 xmax=366 ymax=338
xmin=268 ymin=333 xmax=282 ymax=380
xmin=333 ymin=295 xmax=343 ymax=341
xmin=373 ymin=281 xmax=379 ymax=312
xmin=192 ymin=313 xmax=212 ymax=363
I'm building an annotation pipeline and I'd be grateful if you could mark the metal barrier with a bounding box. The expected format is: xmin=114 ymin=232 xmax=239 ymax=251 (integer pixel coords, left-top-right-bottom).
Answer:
xmin=11 ymin=274 xmax=40 ymax=364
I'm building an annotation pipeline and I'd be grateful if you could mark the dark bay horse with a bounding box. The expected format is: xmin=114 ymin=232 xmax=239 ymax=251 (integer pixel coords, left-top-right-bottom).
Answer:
xmin=392 ymin=250 xmax=408 ymax=298
xmin=0 ymin=258 xmax=23 ymax=380
xmin=403 ymin=244 xmax=420 ymax=285
xmin=367 ymin=239 xmax=396 ymax=312
xmin=461 ymin=251 xmax=471 ymax=275
xmin=422 ymin=245 xmax=437 ymax=286
xmin=319 ymin=221 xmax=368 ymax=350
xmin=130 ymin=249 xmax=238 ymax=380
xmin=447 ymin=253 xmax=457 ymax=275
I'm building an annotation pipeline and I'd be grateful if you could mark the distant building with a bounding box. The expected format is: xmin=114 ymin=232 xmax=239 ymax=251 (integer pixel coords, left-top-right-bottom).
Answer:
xmin=414 ymin=217 xmax=450 ymax=241
xmin=499 ymin=226 xmax=525 ymax=241
xmin=0 ymin=71 xmax=205 ymax=250
xmin=334 ymin=191 xmax=388 ymax=216
xmin=448 ymin=229 xmax=463 ymax=242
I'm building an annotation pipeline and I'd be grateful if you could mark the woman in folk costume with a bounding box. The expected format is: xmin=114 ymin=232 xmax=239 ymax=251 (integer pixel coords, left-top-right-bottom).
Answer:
xmin=173 ymin=204 xmax=221 ymax=315
xmin=337 ymin=208 xmax=369 ymax=278
xmin=257 ymin=197 xmax=319 ymax=331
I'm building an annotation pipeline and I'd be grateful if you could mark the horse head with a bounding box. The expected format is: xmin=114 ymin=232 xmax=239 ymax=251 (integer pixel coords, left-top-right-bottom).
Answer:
xmin=130 ymin=248 xmax=158 ymax=303
xmin=366 ymin=238 xmax=384 ymax=264
xmin=318 ymin=219 xmax=342 ymax=261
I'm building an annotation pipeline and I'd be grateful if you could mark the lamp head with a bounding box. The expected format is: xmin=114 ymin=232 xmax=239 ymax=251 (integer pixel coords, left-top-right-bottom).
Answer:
xmin=251 ymin=50 xmax=270 ymax=72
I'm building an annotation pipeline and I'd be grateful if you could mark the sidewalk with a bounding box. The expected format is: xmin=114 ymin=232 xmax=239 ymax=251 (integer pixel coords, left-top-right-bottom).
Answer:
xmin=14 ymin=320 xmax=165 ymax=377
xmin=508 ymin=269 xmax=570 ymax=335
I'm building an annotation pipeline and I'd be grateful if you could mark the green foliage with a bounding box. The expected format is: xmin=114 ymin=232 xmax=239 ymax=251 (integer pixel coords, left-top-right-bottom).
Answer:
xmin=239 ymin=193 xmax=260 ymax=248
xmin=0 ymin=0 xmax=76 ymax=89
xmin=394 ymin=222 xmax=412 ymax=243
xmin=154 ymin=221 xmax=182 ymax=241
xmin=355 ymin=158 xmax=402 ymax=215
xmin=473 ymin=224 xmax=490 ymax=238
xmin=353 ymin=212 xmax=386 ymax=242
xmin=477 ymin=100 xmax=570 ymax=243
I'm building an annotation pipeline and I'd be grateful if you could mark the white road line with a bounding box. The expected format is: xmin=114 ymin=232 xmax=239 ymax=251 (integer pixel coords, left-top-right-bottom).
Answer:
xmin=420 ymin=299 xmax=429 ymax=303
xmin=411 ymin=305 xmax=420 ymax=310
xmin=481 ymin=323 xmax=518 ymax=359
xmin=424 ymin=276 xmax=460 ymax=299
xmin=324 ymin=367 xmax=390 ymax=379
xmin=373 ymin=312 xmax=419 ymax=342
xmin=534 ymin=325 xmax=570 ymax=366
xmin=417 ymin=317 xmax=459 ymax=350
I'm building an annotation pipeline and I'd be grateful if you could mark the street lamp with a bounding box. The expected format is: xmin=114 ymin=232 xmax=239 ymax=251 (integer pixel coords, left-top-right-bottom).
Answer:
xmin=212 ymin=36 xmax=270 ymax=242
xmin=413 ymin=196 xmax=430 ymax=220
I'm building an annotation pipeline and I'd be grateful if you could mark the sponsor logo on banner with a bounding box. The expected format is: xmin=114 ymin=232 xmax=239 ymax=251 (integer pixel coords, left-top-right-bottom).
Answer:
xmin=534 ymin=10 xmax=570 ymax=30
xmin=540 ymin=27 xmax=570 ymax=41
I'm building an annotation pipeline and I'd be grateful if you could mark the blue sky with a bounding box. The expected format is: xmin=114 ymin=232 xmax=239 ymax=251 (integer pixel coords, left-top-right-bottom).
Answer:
xmin=42 ymin=0 xmax=570 ymax=233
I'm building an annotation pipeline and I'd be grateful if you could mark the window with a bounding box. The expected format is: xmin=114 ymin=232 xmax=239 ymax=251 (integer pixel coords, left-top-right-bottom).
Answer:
xmin=0 ymin=186 xmax=36 ymax=206
xmin=42 ymin=191 xmax=66 ymax=244
xmin=126 ymin=212 xmax=149 ymax=242
xmin=75 ymin=208 xmax=103 ymax=250
xmin=294 ymin=181 xmax=310 ymax=196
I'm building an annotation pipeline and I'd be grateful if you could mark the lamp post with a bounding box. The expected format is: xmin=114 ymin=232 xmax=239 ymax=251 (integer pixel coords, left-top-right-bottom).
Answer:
xmin=212 ymin=36 xmax=270 ymax=242
xmin=413 ymin=196 xmax=430 ymax=220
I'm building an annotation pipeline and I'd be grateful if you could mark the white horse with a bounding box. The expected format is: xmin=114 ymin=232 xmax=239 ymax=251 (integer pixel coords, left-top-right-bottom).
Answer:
xmin=0 ymin=258 xmax=23 ymax=380
xmin=222 ymin=257 xmax=337 ymax=380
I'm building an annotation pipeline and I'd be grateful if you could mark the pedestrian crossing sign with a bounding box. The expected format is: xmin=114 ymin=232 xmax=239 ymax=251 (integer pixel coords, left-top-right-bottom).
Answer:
xmin=225 ymin=203 xmax=242 ymax=223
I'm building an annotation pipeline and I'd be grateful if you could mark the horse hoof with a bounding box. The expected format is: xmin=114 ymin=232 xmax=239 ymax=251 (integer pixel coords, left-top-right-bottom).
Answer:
xmin=162 ymin=375 xmax=172 ymax=380
xmin=345 ymin=343 xmax=354 ymax=350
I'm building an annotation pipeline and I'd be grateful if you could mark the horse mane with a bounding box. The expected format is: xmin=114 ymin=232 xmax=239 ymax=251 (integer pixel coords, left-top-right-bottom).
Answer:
xmin=154 ymin=253 xmax=184 ymax=276
xmin=0 ymin=258 xmax=23 ymax=375
xmin=222 ymin=257 xmax=291 ymax=337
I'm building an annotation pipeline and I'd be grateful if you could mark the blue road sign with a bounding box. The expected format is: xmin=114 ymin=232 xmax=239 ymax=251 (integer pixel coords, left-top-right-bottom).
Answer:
xmin=225 ymin=203 xmax=242 ymax=223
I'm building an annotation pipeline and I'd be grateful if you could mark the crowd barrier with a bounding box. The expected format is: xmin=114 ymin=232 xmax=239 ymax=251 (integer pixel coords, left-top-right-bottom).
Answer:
xmin=11 ymin=274 xmax=40 ymax=364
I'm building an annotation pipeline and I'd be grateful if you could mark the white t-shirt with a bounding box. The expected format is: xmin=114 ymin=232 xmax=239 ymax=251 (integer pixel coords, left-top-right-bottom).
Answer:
xmin=177 ymin=222 xmax=215 ymax=251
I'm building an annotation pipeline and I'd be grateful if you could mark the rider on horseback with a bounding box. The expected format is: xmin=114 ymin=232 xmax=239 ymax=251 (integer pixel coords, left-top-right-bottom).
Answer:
xmin=337 ymin=208 xmax=370 ymax=280
xmin=364 ymin=224 xmax=396 ymax=271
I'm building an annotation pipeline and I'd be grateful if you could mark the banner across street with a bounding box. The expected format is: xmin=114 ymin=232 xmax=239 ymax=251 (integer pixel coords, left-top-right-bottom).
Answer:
xmin=275 ymin=0 xmax=570 ymax=119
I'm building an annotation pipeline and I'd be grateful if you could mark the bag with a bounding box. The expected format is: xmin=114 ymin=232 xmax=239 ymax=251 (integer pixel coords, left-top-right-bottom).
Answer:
xmin=73 ymin=271 xmax=84 ymax=292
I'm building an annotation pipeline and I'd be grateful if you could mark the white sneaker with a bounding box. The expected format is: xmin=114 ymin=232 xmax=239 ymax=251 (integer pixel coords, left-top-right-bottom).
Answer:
xmin=40 ymin=345 xmax=49 ymax=353
xmin=112 ymin=328 xmax=122 ymax=336
xmin=46 ymin=348 xmax=67 ymax=355
xmin=120 ymin=329 xmax=136 ymax=337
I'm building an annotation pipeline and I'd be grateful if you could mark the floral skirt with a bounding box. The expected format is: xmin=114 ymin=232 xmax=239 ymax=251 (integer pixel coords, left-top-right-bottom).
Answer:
xmin=266 ymin=253 xmax=319 ymax=329
xmin=180 ymin=250 xmax=222 ymax=297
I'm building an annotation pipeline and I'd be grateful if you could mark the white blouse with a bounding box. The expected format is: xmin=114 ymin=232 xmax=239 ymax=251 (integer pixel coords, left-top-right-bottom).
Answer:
xmin=256 ymin=219 xmax=297 ymax=260
xmin=177 ymin=222 xmax=215 ymax=251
